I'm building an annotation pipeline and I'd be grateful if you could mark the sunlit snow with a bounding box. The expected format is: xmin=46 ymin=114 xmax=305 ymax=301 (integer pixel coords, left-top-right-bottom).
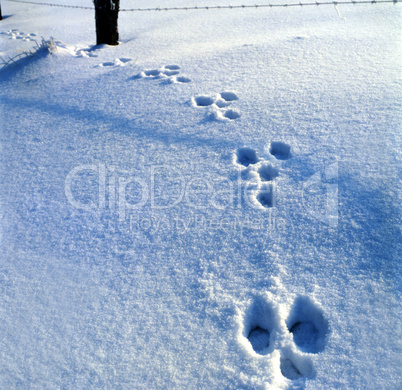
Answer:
xmin=0 ymin=0 xmax=401 ymax=388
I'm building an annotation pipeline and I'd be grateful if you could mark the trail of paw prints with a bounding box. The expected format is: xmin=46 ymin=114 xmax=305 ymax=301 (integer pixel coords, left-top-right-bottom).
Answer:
xmin=191 ymin=91 xmax=240 ymax=121
xmin=234 ymin=141 xmax=291 ymax=209
xmin=133 ymin=65 xmax=191 ymax=84
xmin=3 ymin=34 xmax=101 ymax=59
xmin=1 ymin=29 xmax=37 ymax=42
xmin=240 ymin=295 xmax=329 ymax=386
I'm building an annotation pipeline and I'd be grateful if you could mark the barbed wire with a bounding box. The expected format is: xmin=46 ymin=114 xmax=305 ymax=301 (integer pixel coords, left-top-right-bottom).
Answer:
xmin=121 ymin=0 xmax=399 ymax=11
xmin=4 ymin=0 xmax=399 ymax=11
xmin=5 ymin=0 xmax=93 ymax=9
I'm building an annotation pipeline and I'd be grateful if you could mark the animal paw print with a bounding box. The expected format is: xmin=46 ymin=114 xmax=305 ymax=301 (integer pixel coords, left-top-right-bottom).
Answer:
xmin=286 ymin=297 xmax=328 ymax=354
xmin=241 ymin=295 xmax=329 ymax=384
xmin=269 ymin=141 xmax=291 ymax=161
xmin=134 ymin=65 xmax=191 ymax=84
xmin=192 ymin=91 xmax=240 ymax=121
xmin=98 ymin=58 xmax=132 ymax=67
xmin=0 ymin=29 xmax=37 ymax=42
xmin=234 ymin=142 xmax=291 ymax=209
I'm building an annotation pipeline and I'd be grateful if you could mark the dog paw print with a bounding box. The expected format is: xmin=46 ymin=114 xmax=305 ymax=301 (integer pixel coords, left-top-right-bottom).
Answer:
xmin=191 ymin=91 xmax=240 ymax=121
xmin=279 ymin=347 xmax=316 ymax=382
xmin=234 ymin=142 xmax=291 ymax=209
xmin=270 ymin=141 xmax=291 ymax=160
xmin=236 ymin=147 xmax=259 ymax=167
xmin=134 ymin=65 xmax=191 ymax=83
xmin=243 ymin=297 xmax=278 ymax=356
xmin=169 ymin=75 xmax=192 ymax=84
xmin=256 ymin=183 xmax=275 ymax=208
xmin=286 ymin=296 xmax=328 ymax=354
xmin=240 ymin=295 xmax=329 ymax=385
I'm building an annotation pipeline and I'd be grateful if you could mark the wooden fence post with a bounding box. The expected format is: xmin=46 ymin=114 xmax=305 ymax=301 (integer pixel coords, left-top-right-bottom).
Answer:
xmin=93 ymin=0 xmax=120 ymax=45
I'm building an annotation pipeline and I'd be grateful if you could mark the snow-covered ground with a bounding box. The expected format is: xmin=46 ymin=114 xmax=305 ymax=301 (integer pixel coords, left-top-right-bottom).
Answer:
xmin=0 ymin=0 xmax=401 ymax=388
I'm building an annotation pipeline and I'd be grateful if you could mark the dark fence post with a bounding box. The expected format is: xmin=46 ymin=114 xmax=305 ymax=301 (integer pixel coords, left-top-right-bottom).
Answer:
xmin=0 ymin=3 xmax=3 ymax=21
xmin=93 ymin=0 xmax=120 ymax=45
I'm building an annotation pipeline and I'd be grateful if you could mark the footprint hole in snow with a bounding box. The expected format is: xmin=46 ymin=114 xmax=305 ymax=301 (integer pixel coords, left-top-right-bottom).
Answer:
xmin=243 ymin=297 xmax=278 ymax=355
xmin=270 ymin=141 xmax=291 ymax=160
xmin=220 ymin=91 xmax=238 ymax=102
xmin=257 ymin=183 xmax=275 ymax=208
xmin=236 ymin=147 xmax=258 ymax=167
xmin=164 ymin=64 xmax=180 ymax=70
xmin=144 ymin=69 xmax=162 ymax=77
xmin=102 ymin=61 xmax=115 ymax=67
xmin=289 ymin=322 xmax=320 ymax=351
xmin=175 ymin=76 xmax=191 ymax=83
xmin=163 ymin=69 xmax=180 ymax=76
xmin=215 ymin=99 xmax=231 ymax=108
xmin=258 ymin=164 xmax=279 ymax=182
xmin=280 ymin=357 xmax=303 ymax=380
xmin=247 ymin=326 xmax=270 ymax=353
xmin=280 ymin=350 xmax=315 ymax=380
xmin=194 ymin=95 xmax=215 ymax=107
xmin=286 ymin=296 xmax=329 ymax=353
xmin=223 ymin=109 xmax=240 ymax=120
xmin=119 ymin=58 xmax=131 ymax=63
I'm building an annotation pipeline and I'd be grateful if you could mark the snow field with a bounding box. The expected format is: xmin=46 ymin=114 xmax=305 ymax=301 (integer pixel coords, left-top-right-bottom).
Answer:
xmin=0 ymin=0 xmax=401 ymax=388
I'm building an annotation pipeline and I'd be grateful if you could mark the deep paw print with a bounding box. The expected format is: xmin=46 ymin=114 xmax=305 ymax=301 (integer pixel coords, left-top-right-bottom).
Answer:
xmin=256 ymin=183 xmax=275 ymax=208
xmin=236 ymin=147 xmax=258 ymax=167
xmin=279 ymin=347 xmax=316 ymax=383
xmin=134 ymin=65 xmax=191 ymax=83
xmin=240 ymin=295 xmax=329 ymax=385
xmin=270 ymin=141 xmax=292 ymax=160
xmin=234 ymin=142 xmax=291 ymax=209
xmin=192 ymin=91 xmax=240 ymax=121
xmin=286 ymin=296 xmax=328 ymax=354
xmin=258 ymin=164 xmax=279 ymax=182
xmin=243 ymin=297 xmax=278 ymax=355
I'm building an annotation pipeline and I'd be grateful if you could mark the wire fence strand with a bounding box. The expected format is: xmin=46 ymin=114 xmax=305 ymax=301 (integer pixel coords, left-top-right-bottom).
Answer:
xmin=4 ymin=0 xmax=400 ymax=11
xmin=5 ymin=0 xmax=93 ymax=9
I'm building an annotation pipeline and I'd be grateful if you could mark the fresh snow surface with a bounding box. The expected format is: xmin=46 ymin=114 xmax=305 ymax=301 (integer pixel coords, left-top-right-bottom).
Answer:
xmin=0 ymin=0 xmax=401 ymax=389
